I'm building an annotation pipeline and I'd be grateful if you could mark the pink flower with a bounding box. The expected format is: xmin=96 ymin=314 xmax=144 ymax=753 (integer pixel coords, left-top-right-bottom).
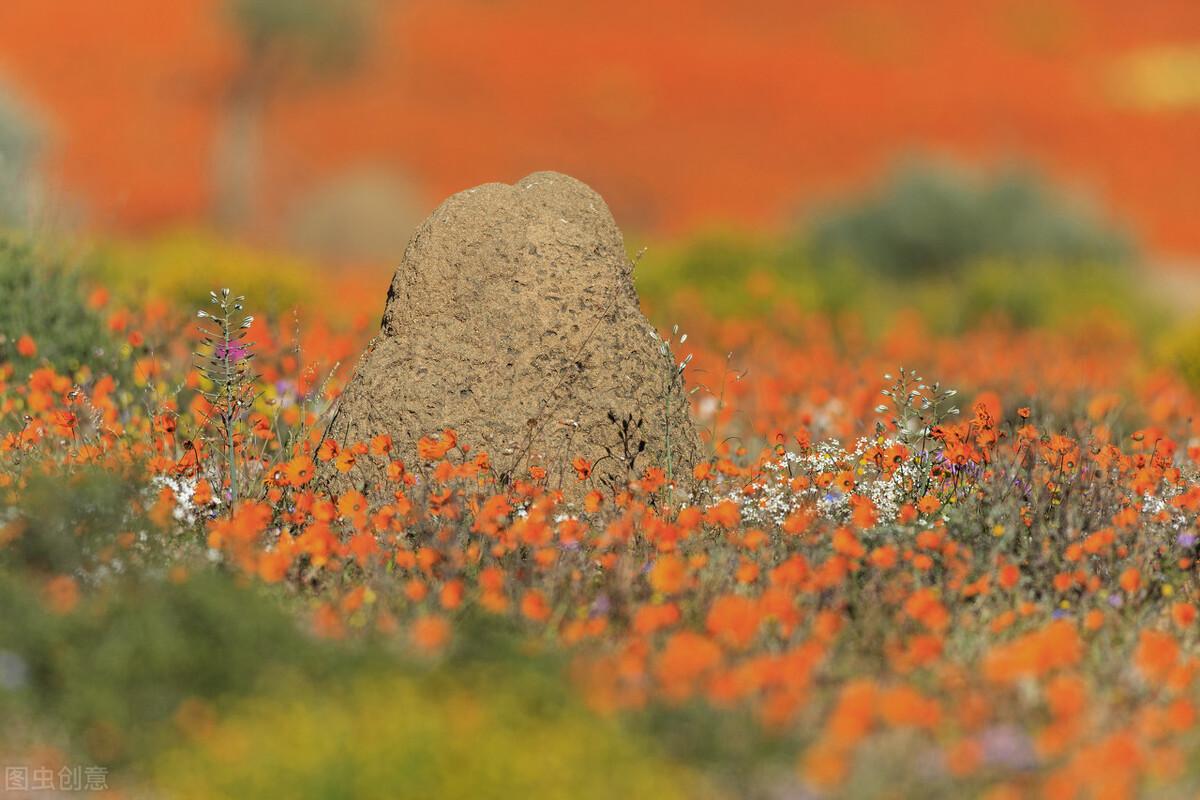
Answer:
xmin=214 ymin=341 xmax=250 ymax=362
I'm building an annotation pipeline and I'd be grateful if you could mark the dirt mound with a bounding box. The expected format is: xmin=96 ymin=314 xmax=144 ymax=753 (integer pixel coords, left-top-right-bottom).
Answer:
xmin=318 ymin=171 xmax=701 ymax=503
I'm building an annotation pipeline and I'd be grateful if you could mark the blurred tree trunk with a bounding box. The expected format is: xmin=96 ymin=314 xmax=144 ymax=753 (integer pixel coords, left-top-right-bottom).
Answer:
xmin=212 ymin=62 xmax=269 ymax=233
xmin=212 ymin=0 xmax=376 ymax=234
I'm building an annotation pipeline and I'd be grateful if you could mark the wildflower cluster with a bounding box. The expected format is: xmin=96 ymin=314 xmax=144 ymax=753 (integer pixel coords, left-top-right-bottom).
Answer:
xmin=3 ymin=284 xmax=1200 ymax=798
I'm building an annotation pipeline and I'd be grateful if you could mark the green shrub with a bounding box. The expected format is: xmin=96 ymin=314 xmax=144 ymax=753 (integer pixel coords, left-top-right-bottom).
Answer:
xmin=633 ymin=229 xmax=1151 ymax=337
xmin=909 ymin=260 xmax=1152 ymax=334
xmin=154 ymin=661 xmax=712 ymax=800
xmin=0 ymin=468 xmax=147 ymax=575
xmin=89 ymin=231 xmax=318 ymax=317
xmin=633 ymin=231 xmax=872 ymax=322
xmin=805 ymin=159 xmax=1134 ymax=279
xmin=0 ymin=563 xmax=709 ymax=797
xmin=0 ymin=568 xmax=354 ymax=766
xmin=0 ymin=236 xmax=119 ymax=379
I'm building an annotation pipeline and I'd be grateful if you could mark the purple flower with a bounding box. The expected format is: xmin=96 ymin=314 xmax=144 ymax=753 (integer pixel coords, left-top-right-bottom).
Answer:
xmin=1177 ymin=533 xmax=1197 ymax=548
xmin=589 ymin=593 xmax=611 ymax=618
xmin=214 ymin=341 xmax=250 ymax=362
xmin=978 ymin=725 xmax=1038 ymax=771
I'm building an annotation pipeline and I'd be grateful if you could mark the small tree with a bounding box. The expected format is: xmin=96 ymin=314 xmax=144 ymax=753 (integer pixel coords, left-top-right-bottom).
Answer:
xmin=214 ymin=0 xmax=376 ymax=230
xmin=0 ymin=80 xmax=43 ymax=230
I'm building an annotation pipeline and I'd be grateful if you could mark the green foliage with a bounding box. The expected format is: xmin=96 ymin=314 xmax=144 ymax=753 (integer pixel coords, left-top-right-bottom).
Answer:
xmin=0 ymin=236 xmax=119 ymax=379
xmin=907 ymin=260 xmax=1144 ymax=333
xmin=634 ymin=231 xmax=861 ymax=320
xmin=629 ymin=701 xmax=794 ymax=791
xmin=0 ymin=565 xmax=706 ymax=797
xmin=89 ymin=231 xmax=315 ymax=317
xmin=1161 ymin=321 xmax=1200 ymax=393
xmin=633 ymin=228 xmax=1151 ymax=337
xmin=226 ymin=0 xmax=372 ymax=73
xmin=154 ymin=660 xmax=710 ymax=800
xmin=806 ymin=159 xmax=1134 ymax=279
xmin=0 ymin=468 xmax=148 ymax=575
xmin=0 ymin=568 xmax=356 ymax=766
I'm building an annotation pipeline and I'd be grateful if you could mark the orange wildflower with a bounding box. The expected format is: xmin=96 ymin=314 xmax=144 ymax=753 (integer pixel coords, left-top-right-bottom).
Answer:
xmin=583 ymin=490 xmax=604 ymax=513
xmin=1119 ymin=568 xmax=1141 ymax=594
xmin=348 ymin=531 xmax=380 ymax=566
xmin=904 ymin=588 xmax=950 ymax=632
xmin=440 ymin=579 xmax=464 ymax=610
xmin=706 ymin=594 xmax=761 ymax=649
xmin=831 ymin=526 xmax=865 ymax=559
xmin=802 ymin=742 xmax=849 ymax=789
xmin=983 ymin=620 xmax=1082 ymax=684
xmin=193 ymin=478 xmax=214 ymax=506
xmin=572 ymin=456 xmax=592 ymax=481
xmin=336 ymin=489 xmax=366 ymax=517
xmin=417 ymin=429 xmax=457 ymax=460
xmin=520 ymin=589 xmax=552 ymax=622
xmin=649 ymin=554 xmax=688 ymax=595
xmin=1134 ymin=630 xmax=1180 ymax=686
xmin=878 ymin=684 xmax=941 ymax=730
xmin=916 ymin=494 xmax=941 ymax=515
xmin=316 ymin=438 xmax=339 ymax=462
xmin=333 ymin=449 xmax=357 ymax=473
xmin=869 ymin=545 xmax=898 ymax=569
xmin=1045 ymin=673 xmax=1088 ymax=719
xmin=782 ymin=507 xmax=815 ymax=536
xmin=826 ymin=679 xmax=877 ymax=746
xmin=411 ymin=614 xmax=451 ymax=653
xmin=257 ymin=550 xmax=292 ymax=583
xmin=849 ymin=494 xmax=877 ymax=528
xmin=998 ymin=563 xmax=1020 ymax=590
xmin=633 ymin=603 xmax=681 ymax=635
xmin=478 ymin=566 xmax=505 ymax=593
xmin=404 ymin=579 xmax=428 ymax=602
xmin=369 ymin=434 xmax=393 ymax=456
xmin=706 ymin=500 xmax=741 ymax=529
xmin=655 ymin=631 xmax=722 ymax=700
xmin=42 ymin=575 xmax=78 ymax=615
xmin=16 ymin=334 xmax=36 ymax=358
xmin=1171 ymin=602 xmax=1197 ymax=628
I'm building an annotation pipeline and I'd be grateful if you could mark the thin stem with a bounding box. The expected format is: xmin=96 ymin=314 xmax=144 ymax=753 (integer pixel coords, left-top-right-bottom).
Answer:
xmin=224 ymin=303 xmax=238 ymax=515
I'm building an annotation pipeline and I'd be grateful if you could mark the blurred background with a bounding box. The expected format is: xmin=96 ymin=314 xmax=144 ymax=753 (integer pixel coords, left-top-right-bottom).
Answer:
xmin=0 ymin=0 xmax=1199 ymax=317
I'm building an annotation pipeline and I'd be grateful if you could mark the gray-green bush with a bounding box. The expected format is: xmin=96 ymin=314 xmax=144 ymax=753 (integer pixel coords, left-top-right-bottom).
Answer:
xmin=0 ymin=81 xmax=42 ymax=229
xmin=805 ymin=159 xmax=1134 ymax=278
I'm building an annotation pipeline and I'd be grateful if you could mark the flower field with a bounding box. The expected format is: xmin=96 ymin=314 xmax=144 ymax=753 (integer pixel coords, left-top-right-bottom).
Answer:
xmin=2 ymin=233 xmax=1200 ymax=799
